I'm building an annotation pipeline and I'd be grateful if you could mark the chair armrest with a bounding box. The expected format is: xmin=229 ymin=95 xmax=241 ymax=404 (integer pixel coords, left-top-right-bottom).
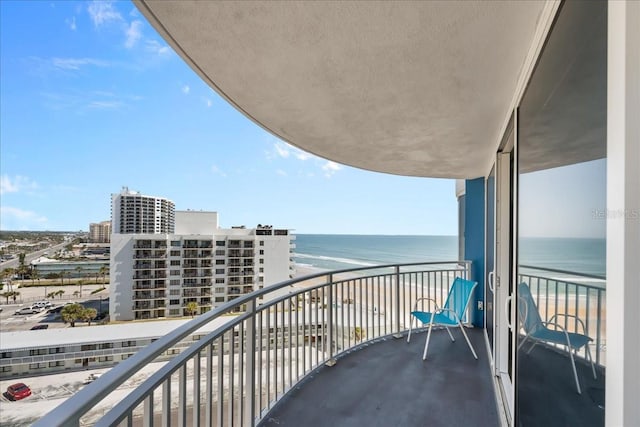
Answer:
xmin=412 ymin=297 xmax=440 ymax=312
xmin=548 ymin=313 xmax=589 ymax=336
xmin=540 ymin=321 xmax=574 ymax=348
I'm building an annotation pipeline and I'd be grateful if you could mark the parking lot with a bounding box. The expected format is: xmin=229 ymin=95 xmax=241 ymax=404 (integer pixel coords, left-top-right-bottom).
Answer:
xmin=0 ymin=284 xmax=109 ymax=333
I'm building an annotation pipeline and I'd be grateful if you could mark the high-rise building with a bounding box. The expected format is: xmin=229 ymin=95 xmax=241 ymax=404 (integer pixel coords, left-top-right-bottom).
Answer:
xmin=111 ymin=187 xmax=175 ymax=234
xmin=110 ymin=211 xmax=295 ymax=321
xmin=89 ymin=220 xmax=111 ymax=243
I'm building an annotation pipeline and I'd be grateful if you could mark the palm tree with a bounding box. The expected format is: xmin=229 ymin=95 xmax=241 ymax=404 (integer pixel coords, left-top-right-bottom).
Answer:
xmin=31 ymin=269 xmax=40 ymax=286
xmin=61 ymin=303 xmax=84 ymax=327
xmin=46 ymin=291 xmax=57 ymax=300
xmin=77 ymin=279 xmax=84 ymax=298
xmin=2 ymin=268 xmax=15 ymax=291
xmin=186 ymin=301 xmax=199 ymax=318
xmin=17 ymin=253 xmax=27 ymax=279
xmin=82 ymin=307 xmax=98 ymax=325
xmin=55 ymin=289 xmax=65 ymax=299
xmin=75 ymin=266 xmax=83 ymax=282
xmin=0 ymin=291 xmax=14 ymax=304
xmin=99 ymin=265 xmax=108 ymax=285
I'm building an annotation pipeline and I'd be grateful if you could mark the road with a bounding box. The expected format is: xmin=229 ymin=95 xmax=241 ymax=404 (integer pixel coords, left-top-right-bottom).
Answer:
xmin=0 ymin=241 xmax=71 ymax=271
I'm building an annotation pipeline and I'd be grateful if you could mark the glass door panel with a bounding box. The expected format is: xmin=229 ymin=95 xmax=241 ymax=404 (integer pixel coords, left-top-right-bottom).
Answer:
xmin=516 ymin=2 xmax=607 ymax=426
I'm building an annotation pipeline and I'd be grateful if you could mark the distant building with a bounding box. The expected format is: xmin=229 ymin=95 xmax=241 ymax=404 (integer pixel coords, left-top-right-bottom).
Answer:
xmin=89 ymin=221 xmax=111 ymax=243
xmin=111 ymin=187 xmax=175 ymax=234
xmin=110 ymin=211 xmax=295 ymax=321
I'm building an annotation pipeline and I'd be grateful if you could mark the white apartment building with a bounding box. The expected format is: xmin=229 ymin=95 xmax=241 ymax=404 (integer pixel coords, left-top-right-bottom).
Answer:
xmin=111 ymin=187 xmax=175 ymax=234
xmin=89 ymin=220 xmax=111 ymax=243
xmin=110 ymin=211 xmax=295 ymax=321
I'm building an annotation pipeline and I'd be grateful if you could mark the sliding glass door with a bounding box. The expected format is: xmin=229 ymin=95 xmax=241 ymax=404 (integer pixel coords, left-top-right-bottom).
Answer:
xmin=516 ymin=2 xmax=607 ymax=426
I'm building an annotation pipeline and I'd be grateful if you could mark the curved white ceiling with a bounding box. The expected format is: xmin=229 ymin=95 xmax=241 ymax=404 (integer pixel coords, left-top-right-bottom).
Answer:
xmin=136 ymin=1 xmax=546 ymax=178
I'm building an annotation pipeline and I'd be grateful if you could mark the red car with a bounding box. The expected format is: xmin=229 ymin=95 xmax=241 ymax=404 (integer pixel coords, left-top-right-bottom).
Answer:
xmin=6 ymin=383 xmax=31 ymax=400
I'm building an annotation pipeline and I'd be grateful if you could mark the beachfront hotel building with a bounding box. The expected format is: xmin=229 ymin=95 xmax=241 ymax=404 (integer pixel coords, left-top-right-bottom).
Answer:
xmin=110 ymin=210 xmax=295 ymax=321
xmin=111 ymin=187 xmax=175 ymax=234
xmin=89 ymin=220 xmax=111 ymax=243
xmin=40 ymin=2 xmax=638 ymax=427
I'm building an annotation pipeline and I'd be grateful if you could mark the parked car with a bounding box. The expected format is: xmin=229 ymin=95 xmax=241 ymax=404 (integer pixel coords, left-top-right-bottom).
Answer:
xmin=33 ymin=301 xmax=52 ymax=308
xmin=30 ymin=324 xmax=49 ymax=330
xmin=14 ymin=306 xmax=43 ymax=315
xmin=6 ymin=383 xmax=31 ymax=400
xmin=47 ymin=305 xmax=63 ymax=314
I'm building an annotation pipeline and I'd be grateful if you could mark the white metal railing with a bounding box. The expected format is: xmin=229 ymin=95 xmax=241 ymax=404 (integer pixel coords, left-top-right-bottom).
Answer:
xmin=518 ymin=265 xmax=606 ymax=366
xmin=35 ymin=261 xmax=471 ymax=427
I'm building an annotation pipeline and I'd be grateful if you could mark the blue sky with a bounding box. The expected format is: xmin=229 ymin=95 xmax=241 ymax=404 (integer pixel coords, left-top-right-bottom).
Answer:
xmin=0 ymin=1 xmax=457 ymax=235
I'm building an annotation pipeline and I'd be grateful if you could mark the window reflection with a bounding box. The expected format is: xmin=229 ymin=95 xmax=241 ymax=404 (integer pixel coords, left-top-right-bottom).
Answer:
xmin=516 ymin=1 xmax=606 ymax=426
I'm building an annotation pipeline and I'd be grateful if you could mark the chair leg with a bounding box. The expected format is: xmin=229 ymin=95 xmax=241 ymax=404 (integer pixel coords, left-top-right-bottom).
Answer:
xmin=586 ymin=345 xmax=597 ymax=379
xmin=518 ymin=335 xmax=529 ymax=350
xmin=445 ymin=326 xmax=455 ymax=342
xmin=423 ymin=322 xmax=434 ymax=360
xmin=457 ymin=321 xmax=478 ymax=360
xmin=567 ymin=345 xmax=582 ymax=394
xmin=407 ymin=317 xmax=414 ymax=343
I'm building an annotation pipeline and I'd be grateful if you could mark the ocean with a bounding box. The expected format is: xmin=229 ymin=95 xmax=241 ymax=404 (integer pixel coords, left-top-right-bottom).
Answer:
xmin=292 ymin=234 xmax=606 ymax=280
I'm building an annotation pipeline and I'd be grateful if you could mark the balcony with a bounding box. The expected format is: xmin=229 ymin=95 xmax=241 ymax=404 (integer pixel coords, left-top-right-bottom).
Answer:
xmin=36 ymin=262 xmax=605 ymax=426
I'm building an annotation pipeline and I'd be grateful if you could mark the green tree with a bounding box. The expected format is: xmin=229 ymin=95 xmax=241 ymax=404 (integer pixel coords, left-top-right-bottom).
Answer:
xmin=77 ymin=279 xmax=84 ymax=298
xmin=18 ymin=253 xmax=26 ymax=279
xmin=82 ymin=307 xmax=98 ymax=325
xmin=186 ymin=301 xmax=199 ymax=318
xmin=55 ymin=289 xmax=65 ymax=299
xmin=46 ymin=291 xmax=57 ymax=299
xmin=31 ymin=269 xmax=40 ymax=286
xmin=61 ymin=303 xmax=84 ymax=327
xmin=2 ymin=267 xmax=15 ymax=290
xmin=0 ymin=291 xmax=14 ymax=304
xmin=99 ymin=265 xmax=108 ymax=285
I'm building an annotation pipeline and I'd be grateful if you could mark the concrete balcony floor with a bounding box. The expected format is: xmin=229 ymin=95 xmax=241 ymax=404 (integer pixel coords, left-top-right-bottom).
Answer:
xmin=260 ymin=328 xmax=499 ymax=427
xmin=259 ymin=328 xmax=606 ymax=427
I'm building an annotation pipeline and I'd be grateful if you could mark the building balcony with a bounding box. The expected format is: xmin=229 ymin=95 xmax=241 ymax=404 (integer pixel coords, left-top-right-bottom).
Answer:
xmin=36 ymin=262 xmax=605 ymax=427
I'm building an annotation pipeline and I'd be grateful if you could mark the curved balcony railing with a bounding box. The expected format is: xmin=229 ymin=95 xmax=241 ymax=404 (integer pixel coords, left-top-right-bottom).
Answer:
xmin=35 ymin=261 xmax=471 ymax=427
xmin=518 ymin=265 xmax=606 ymax=366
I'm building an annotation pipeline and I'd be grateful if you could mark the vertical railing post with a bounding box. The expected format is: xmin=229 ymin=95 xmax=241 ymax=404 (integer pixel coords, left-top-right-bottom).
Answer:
xmin=326 ymin=274 xmax=336 ymax=366
xmin=393 ymin=266 xmax=402 ymax=338
xmin=244 ymin=298 xmax=256 ymax=426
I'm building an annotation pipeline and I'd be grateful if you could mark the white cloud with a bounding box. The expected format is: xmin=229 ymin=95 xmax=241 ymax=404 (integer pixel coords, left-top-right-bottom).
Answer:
xmin=274 ymin=142 xmax=290 ymax=158
xmin=295 ymin=151 xmax=312 ymax=161
xmin=204 ymin=98 xmax=213 ymax=108
xmin=51 ymin=57 xmax=109 ymax=70
xmin=322 ymin=161 xmax=342 ymax=178
xmin=0 ymin=175 xmax=38 ymax=195
xmin=182 ymin=85 xmax=190 ymax=95
xmin=87 ymin=1 xmax=122 ymax=27
xmin=145 ymin=40 xmax=171 ymax=56
xmin=87 ymin=100 xmax=124 ymax=109
xmin=125 ymin=20 xmax=143 ymax=48
xmin=0 ymin=207 xmax=48 ymax=229
xmin=211 ymin=165 xmax=227 ymax=177
xmin=276 ymin=169 xmax=287 ymax=176
xmin=66 ymin=16 xmax=77 ymax=31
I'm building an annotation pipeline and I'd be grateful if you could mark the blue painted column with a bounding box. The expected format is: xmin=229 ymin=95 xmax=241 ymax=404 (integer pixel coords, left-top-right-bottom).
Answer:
xmin=464 ymin=178 xmax=485 ymax=327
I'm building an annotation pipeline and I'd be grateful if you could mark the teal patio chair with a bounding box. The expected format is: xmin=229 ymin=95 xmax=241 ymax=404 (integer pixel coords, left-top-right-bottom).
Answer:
xmin=407 ymin=277 xmax=478 ymax=361
xmin=517 ymin=282 xmax=597 ymax=394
